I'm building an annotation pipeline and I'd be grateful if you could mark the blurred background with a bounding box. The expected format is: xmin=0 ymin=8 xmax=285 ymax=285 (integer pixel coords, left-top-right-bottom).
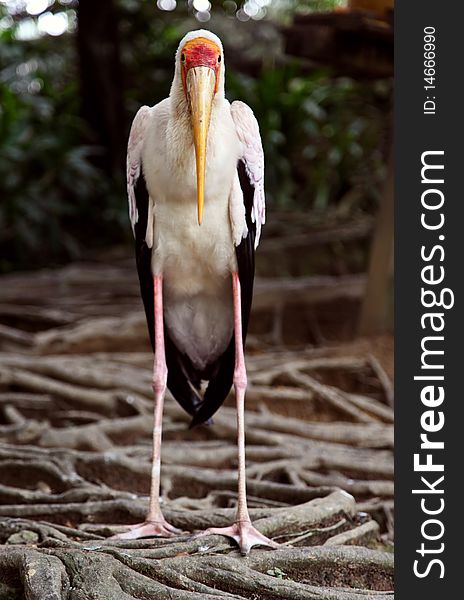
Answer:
xmin=0 ymin=0 xmax=393 ymax=345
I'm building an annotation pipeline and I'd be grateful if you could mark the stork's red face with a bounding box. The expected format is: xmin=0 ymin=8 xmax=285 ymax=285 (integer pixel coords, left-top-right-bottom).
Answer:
xmin=180 ymin=37 xmax=221 ymax=94
xmin=180 ymin=37 xmax=222 ymax=225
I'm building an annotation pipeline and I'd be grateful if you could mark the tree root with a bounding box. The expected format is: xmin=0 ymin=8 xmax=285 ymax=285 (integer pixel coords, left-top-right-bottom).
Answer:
xmin=0 ymin=260 xmax=394 ymax=598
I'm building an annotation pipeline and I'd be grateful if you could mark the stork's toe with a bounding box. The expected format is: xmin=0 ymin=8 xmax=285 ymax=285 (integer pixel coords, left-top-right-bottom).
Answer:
xmin=109 ymin=519 xmax=183 ymax=540
xmin=193 ymin=520 xmax=279 ymax=555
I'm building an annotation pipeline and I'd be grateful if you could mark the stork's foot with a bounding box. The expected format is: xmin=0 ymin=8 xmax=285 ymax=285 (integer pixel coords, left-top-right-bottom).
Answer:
xmin=110 ymin=518 xmax=182 ymax=540
xmin=193 ymin=519 xmax=279 ymax=555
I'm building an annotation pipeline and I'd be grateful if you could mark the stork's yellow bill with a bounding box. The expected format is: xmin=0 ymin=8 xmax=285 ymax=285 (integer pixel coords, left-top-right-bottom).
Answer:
xmin=180 ymin=37 xmax=222 ymax=225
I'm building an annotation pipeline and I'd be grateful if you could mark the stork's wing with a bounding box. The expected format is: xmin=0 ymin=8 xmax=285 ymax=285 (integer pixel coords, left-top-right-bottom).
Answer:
xmin=230 ymin=100 xmax=266 ymax=248
xmin=189 ymin=102 xmax=265 ymax=428
xmin=127 ymin=106 xmax=203 ymax=419
xmin=127 ymin=106 xmax=156 ymax=349
xmin=127 ymin=106 xmax=152 ymax=235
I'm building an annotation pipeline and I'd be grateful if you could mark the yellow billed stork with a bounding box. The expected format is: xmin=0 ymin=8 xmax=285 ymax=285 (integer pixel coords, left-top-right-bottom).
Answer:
xmin=118 ymin=30 xmax=274 ymax=555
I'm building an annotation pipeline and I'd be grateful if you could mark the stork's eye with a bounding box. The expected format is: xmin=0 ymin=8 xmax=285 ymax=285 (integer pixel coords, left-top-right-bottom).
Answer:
xmin=181 ymin=53 xmax=186 ymax=63
xmin=217 ymin=55 xmax=221 ymax=63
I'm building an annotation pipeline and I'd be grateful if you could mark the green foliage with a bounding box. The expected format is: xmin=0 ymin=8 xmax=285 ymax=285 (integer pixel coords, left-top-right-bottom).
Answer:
xmin=0 ymin=22 xmax=123 ymax=272
xmin=266 ymin=567 xmax=288 ymax=579
xmin=266 ymin=0 xmax=345 ymax=22
xmin=0 ymin=0 xmax=391 ymax=271
xmin=228 ymin=66 xmax=390 ymax=212
xmin=118 ymin=2 xmax=182 ymax=112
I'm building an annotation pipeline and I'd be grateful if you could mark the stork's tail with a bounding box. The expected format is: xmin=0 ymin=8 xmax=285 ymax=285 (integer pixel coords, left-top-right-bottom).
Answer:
xmin=188 ymin=336 xmax=235 ymax=428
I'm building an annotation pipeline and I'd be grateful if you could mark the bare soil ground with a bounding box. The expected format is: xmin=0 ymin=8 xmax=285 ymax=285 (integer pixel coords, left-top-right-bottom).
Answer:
xmin=0 ymin=252 xmax=393 ymax=599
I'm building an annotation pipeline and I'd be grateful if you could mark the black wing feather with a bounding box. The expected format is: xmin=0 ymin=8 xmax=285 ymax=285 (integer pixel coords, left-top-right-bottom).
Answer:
xmin=189 ymin=160 xmax=256 ymax=427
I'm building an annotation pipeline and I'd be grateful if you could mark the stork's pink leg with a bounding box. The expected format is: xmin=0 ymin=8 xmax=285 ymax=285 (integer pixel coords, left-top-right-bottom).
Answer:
xmin=112 ymin=276 xmax=181 ymax=540
xmin=193 ymin=272 xmax=279 ymax=555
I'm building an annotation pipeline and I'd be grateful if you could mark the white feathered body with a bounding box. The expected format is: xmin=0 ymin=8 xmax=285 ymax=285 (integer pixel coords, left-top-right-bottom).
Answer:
xmin=140 ymin=96 xmax=246 ymax=370
xmin=127 ymin=29 xmax=265 ymax=374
